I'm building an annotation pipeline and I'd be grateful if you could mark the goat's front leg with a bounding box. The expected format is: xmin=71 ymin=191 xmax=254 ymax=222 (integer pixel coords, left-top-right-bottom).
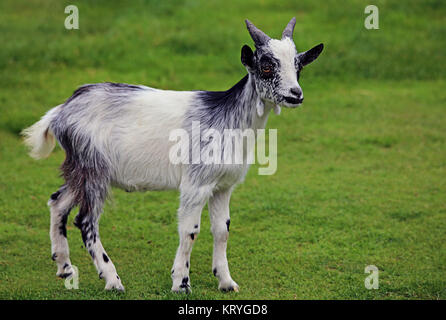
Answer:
xmin=171 ymin=187 xmax=209 ymax=293
xmin=209 ymin=188 xmax=239 ymax=292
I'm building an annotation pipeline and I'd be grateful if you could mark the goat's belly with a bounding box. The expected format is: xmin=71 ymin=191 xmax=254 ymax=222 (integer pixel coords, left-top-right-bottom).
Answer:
xmin=110 ymin=140 xmax=182 ymax=191
xmin=112 ymin=158 xmax=181 ymax=191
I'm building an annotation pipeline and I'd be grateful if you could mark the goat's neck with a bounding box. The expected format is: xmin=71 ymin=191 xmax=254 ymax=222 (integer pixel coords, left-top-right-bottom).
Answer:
xmin=239 ymin=74 xmax=273 ymax=131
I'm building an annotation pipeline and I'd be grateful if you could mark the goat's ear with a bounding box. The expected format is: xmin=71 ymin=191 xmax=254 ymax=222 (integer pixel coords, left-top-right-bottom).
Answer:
xmin=241 ymin=45 xmax=254 ymax=69
xmin=298 ymin=43 xmax=324 ymax=67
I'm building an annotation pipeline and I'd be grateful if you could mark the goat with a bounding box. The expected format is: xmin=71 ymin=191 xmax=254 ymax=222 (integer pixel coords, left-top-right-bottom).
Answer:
xmin=22 ymin=18 xmax=323 ymax=293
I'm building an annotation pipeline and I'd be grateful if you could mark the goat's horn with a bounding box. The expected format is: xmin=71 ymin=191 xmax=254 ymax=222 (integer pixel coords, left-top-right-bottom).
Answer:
xmin=282 ymin=17 xmax=296 ymax=39
xmin=245 ymin=19 xmax=271 ymax=47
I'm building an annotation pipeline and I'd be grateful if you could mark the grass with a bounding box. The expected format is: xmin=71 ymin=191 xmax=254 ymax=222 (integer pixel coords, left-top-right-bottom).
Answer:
xmin=0 ymin=0 xmax=445 ymax=299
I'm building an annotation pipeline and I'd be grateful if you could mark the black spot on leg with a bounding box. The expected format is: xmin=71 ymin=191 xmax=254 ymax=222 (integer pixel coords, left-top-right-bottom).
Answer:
xmin=73 ymin=214 xmax=82 ymax=230
xmin=194 ymin=224 xmax=198 ymax=229
xmin=213 ymin=268 xmax=217 ymax=277
xmin=51 ymin=253 xmax=57 ymax=261
xmin=102 ymin=253 xmax=109 ymax=263
xmin=63 ymin=263 xmax=69 ymax=269
xmin=77 ymin=217 xmax=96 ymax=247
xmin=59 ymin=225 xmax=67 ymax=238
xmin=59 ymin=212 xmax=68 ymax=238
xmin=59 ymin=272 xmax=73 ymax=279
xmin=186 ymin=261 xmax=189 ymax=268
xmin=99 ymin=271 xmax=103 ymax=279
xmin=88 ymin=249 xmax=95 ymax=259
xmin=180 ymin=277 xmax=189 ymax=289
xmin=116 ymin=275 xmax=120 ymax=280
xmin=190 ymin=233 xmax=195 ymax=240
xmin=226 ymin=219 xmax=231 ymax=232
xmin=50 ymin=191 xmax=60 ymax=201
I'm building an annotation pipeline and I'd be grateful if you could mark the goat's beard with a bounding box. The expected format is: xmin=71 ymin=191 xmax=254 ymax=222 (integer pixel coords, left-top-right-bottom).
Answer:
xmin=273 ymin=104 xmax=281 ymax=115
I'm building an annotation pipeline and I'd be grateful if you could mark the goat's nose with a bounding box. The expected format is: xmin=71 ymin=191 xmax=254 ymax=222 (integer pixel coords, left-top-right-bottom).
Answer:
xmin=290 ymin=87 xmax=302 ymax=98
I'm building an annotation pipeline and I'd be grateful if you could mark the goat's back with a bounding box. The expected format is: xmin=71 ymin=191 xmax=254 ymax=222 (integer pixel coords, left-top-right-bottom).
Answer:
xmin=50 ymin=83 xmax=196 ymax=191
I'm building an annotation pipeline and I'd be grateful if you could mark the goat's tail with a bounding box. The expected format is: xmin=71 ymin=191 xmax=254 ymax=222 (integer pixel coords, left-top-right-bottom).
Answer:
xmin=21 ymin=105 xmax=61 ymax=159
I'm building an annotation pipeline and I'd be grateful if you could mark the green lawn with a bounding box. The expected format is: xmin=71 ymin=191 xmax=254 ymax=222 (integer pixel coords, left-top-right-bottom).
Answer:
xmin=0 ymin=0 xmax=445 ymax=299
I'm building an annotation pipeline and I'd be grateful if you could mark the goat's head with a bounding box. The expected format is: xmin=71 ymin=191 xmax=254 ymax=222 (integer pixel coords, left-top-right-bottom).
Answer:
xmin=241 ymin=18 xmax=323 ymax=109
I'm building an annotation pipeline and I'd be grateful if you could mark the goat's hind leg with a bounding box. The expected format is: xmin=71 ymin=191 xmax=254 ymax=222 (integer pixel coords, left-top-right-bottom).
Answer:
xmin=74 ymin=188 xmax=124 ymax=291
xmin=48 ymin=185 xmax=76 ymax=278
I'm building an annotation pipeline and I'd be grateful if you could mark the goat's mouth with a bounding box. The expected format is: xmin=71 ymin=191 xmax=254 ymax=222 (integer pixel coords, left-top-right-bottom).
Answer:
xmin=281 ymin=96 xmax=303 ymax=108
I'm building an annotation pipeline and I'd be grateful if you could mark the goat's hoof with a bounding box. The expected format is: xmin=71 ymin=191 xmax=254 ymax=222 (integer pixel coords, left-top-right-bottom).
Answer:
xmin=172 ymin=286 xmax=192 ymax=294
xmin=219 ymin=280 xmax=239 ymax=292
xmin=56 ymin=264 xmax=74 ymax=279
xmin=172 ymin=276 xmax=192 ymax=294
xmin=105 ymin=278 xmax=125 ymax=292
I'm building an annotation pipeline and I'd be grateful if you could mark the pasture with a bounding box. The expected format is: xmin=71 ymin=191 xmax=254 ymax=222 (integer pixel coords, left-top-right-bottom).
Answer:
xmin=0 ymin=0 xmax=445 ymax=299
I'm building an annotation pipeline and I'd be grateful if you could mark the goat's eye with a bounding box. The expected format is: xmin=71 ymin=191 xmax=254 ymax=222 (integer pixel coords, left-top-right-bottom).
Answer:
xmin=262 ymin=66 xmax=272 ymax=74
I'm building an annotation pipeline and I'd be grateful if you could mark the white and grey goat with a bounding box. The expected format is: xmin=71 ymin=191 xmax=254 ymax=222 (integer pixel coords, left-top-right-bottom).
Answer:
xmin=22 ymin=18 xmax=323 ymax=292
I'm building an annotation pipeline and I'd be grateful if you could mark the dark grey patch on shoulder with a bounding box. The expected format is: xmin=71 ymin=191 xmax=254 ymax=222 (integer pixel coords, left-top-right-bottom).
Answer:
xmin=184 ymin=75 xmax=256 ymax=185
xmin=194 ymin=75 xmax=251 ymax=130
